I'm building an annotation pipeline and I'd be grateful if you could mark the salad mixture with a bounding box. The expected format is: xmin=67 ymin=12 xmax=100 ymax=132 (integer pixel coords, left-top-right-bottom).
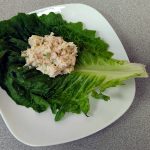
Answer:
xmin=22 ymin=33 xmax=77 ymax=77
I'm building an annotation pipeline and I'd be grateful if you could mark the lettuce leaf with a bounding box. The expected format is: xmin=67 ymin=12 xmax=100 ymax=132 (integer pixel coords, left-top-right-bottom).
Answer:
xmin=0 ymin=13 xmax=148 ymax=121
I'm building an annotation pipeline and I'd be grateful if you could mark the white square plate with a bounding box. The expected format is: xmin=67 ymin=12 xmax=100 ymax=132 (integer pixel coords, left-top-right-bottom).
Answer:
xmin=0 ymin=3 xmax=135 ymax=146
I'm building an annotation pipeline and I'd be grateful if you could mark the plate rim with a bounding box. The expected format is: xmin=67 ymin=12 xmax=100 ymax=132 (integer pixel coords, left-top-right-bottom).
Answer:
xmin=0 ymin=3 xmax=135 ymax=147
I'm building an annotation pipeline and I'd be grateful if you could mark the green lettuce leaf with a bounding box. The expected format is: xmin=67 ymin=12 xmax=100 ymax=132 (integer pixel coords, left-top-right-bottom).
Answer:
xmin=0 ymin=13 xmax=148 ymax=121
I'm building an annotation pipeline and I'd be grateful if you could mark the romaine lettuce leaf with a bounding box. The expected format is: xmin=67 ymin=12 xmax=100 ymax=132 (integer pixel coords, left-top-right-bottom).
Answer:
xmin=0 ymin=13 xmax=148 ymax=121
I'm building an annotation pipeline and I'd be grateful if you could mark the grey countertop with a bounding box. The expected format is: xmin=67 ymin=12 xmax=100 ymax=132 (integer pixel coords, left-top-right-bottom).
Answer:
xmin=0 ymin=0 xmax=150 ymax=150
